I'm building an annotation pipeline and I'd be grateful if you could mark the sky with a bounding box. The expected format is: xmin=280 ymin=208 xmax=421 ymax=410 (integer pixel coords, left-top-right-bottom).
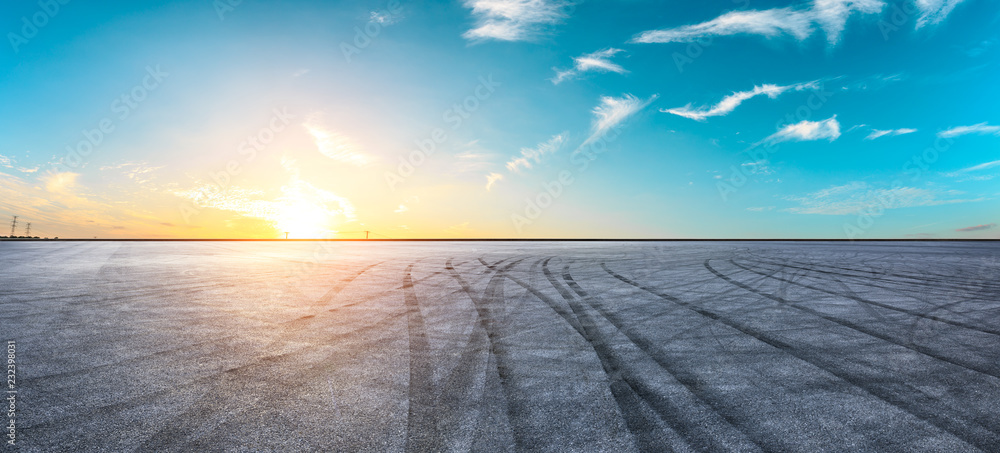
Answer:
xmin=1 ymin=0 xmax=998 ymax=239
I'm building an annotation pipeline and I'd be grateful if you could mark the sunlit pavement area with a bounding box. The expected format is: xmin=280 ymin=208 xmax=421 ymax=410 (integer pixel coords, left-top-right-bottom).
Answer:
xmin=3 ymin=241 xmax=1000 ymax=452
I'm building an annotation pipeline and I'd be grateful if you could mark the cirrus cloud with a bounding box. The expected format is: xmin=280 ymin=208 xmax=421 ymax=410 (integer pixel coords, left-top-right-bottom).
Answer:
xmin=552 ymin=48 xmax=628 ymax=84
xmin=663 ymin=80 xmax=820 ymax=121
xmin=764 ymin=116 xmax=842 ymax=144
xmin=631 ymin=0 xmax=885 ymax=47
xmin=462 ymin=0 xmax=572 ymax=42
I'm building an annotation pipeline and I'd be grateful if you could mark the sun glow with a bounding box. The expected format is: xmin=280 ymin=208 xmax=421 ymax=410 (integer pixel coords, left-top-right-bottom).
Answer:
xmin=174 ymin=162 xmax=355 ymax=239
xmin=274 ymin=198 xmax=338 ymax=239
xmin=271 ymin=178 xmax=355 ymax=239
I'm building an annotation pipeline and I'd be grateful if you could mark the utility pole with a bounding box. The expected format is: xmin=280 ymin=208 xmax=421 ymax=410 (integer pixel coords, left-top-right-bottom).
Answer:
xmin=284 ymin=232 xmax=289 ymax=239
xmin=9 ymin=216 xmax=17 ymax=237
xmin=365 ymin=230 xmax=369 ymax=239
xmin=24 ymin=222 xmax=31 ymax=237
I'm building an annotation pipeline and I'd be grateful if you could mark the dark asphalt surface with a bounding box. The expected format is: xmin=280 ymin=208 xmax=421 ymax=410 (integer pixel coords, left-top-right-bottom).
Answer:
xmin=2 ymin=241 xmax=999 ymax=452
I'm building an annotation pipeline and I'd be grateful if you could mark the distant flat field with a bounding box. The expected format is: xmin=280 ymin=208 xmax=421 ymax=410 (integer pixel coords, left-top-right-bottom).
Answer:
xmin=3 ymin=241 xmax=1000 ymax=452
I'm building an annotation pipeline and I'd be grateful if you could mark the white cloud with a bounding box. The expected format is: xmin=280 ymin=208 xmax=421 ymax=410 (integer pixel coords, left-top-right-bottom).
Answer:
xmin=631 ymin=0 xmax=884 ymax=46
xmin=938 ymin=122 xmax=1000 ymax=138
xmin=764 ymin=116 xmax=841 ymax=144
xmin=812 ymin=0 xmax=885 ymax=45
xmin=552 ymin=48 xmax=627 ymax=84
xmin=394 ymin=204 xmax=409 ymax=213
xmin=663 ymin=81 xmax=819 ymax=121
xmin=579 ymin=94 xmax=658 ymax=148
xmin=958 ymin=160 xmax=1000 ymax=173
xmin=864 ymin=128 xmax=917 ymax=140
xmin=915 ymin=0 xmax=968 ymax=29
xmin=943 ymin=159 xmax=1000 ymax=180
xmin=305 ymin=118 xmax=371 ymax=166
xmin=505 ymin=133 xmax=567 ymax=172
xmin=786 ymin=181 xmax=982 ymax=215
xmin=462 ymin=0 xmax=571 ymax=42
xmin=485 ymin=172 xmax=504 ymax=190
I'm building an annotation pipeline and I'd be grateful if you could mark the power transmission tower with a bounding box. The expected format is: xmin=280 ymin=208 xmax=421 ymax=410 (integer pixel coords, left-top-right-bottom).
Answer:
xmin=24 ymin=222 xmax=31 ymax=237
xmin=9 ymin=216 xmax=17 ymax=237
xmin=365 ymin=230 xmax=369 ymax=239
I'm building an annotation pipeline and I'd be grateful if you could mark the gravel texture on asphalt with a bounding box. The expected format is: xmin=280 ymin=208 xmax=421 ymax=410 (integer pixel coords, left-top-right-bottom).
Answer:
xmin=2 ymin=241 xmax=999 ymax=452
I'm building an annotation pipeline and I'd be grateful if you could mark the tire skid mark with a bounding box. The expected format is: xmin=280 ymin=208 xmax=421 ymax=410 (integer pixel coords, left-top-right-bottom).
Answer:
xmin=556 ymin=259 xmax=767 ymax=452
xmin=106 ymin=262 xmax=397 ymax=450
xmin=736 ymin=258 xmax=1000 ymax=336
xmin=751 ymin=255 xmax=999 ymax=294
xmin=436 ymin=257 xmax=503 ymax=451
xmin=439 ymin=256 xmax=533 ymax=448
xmin=477 ymin=257 xmax=654 ymax=450
xmin=30 ymin=308 xmax=409 ymax=436
xmin=604 ymin=262 xmax=1000 ymax=451
xmin=314 ymin=261 xmax=384 ymax=308
xmin=539 ymin=257 xmax=758 ymax=452
xmin=532 ymin=258 xmax=668 ymax=452
xmin=478 ymin=257 xmax=529 ymax=449
xmin=706 ymin=260 xmax=1000 ymax=380
xmin=402 ymin=263 xmax=442 ymax=452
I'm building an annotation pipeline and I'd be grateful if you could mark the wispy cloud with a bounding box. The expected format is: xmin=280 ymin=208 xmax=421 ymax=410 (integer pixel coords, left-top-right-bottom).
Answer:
xmin=786 ymin=181 xmax=982 ymax=215
xmin=632 ymin=0 xmax=884 ymax=46
xmin=485 ymin=172 xmax=504 ymax=190
xmin=663 ymin=80 xmax=819 ymax=121
xmin=370 ymin=10 xmax=401 ymax=25
xmin=305 ymin=117 xmax=371 ymax=166
xmin=942 ymin=159 xmax=1000 ymax=180
xmin=462 ymin=0 xmax=572 ymax=42
xmin=0 ymin=153 xmax=41 ymax=174
xmin=915 ymin=0 xmax=969 ymax=29
xmin=579 ymin=94 xmax=658 ymax=148
xmin=956 ymin=223 xmax=996 ymax=232
xmin=955 ymin=160 xmax=1000 ymax=173
xmin=505 ymin=133 xmax=567 ymax=172
xmin=764 ymin=116 xmax=841 ymax=144
xmin=938 ymin=122 xmax=1000 ymax=138
xmin=552 ymin=48 xmax=627 ymax=84
xmin=865 ymin=128 xmax=917 ymax=140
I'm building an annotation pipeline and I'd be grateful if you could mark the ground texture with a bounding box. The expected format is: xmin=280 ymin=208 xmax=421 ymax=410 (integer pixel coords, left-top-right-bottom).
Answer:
xmin=2 ymin=241 xmax=1000 ymax=452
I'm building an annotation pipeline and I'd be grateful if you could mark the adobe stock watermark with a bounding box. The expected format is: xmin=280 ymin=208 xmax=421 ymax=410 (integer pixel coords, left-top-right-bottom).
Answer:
xmin=213 ymin=0 xmax=243 ymax=21
xmin=510 ymin=127 xmax=628 ymax=233
xmin=878 ymin=1 xmax=922 ymax=41
xmin=341 ymin=0 xmax=403 ymax=62
xmin=672 ymin=0 xmax=747 ymax=73
xmin=50 ymin=65 xmax=169 ymax=173
xmin=6 ymin=340 xmax=16 ymax=447
xmin=717 ymin=83 xmax=835 ymax=201
xmin=842 ymin=135 xmax=955 ymax=240
xmin=179 ymin=107 xmax=294 ymax=223
xmin=384 ymin=74 xmax=500 ymax=190
xmin=7 ymin=0 xmax=71 ymax=54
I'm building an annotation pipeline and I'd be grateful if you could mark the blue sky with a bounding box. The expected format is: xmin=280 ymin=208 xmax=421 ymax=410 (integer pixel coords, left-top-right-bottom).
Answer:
xmin=1 ymin=0 xmax=998 ymax=238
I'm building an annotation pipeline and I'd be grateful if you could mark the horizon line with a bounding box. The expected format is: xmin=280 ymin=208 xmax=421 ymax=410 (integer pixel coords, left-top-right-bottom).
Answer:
xmin=1 ymin=238 xmax=997 ymax=242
